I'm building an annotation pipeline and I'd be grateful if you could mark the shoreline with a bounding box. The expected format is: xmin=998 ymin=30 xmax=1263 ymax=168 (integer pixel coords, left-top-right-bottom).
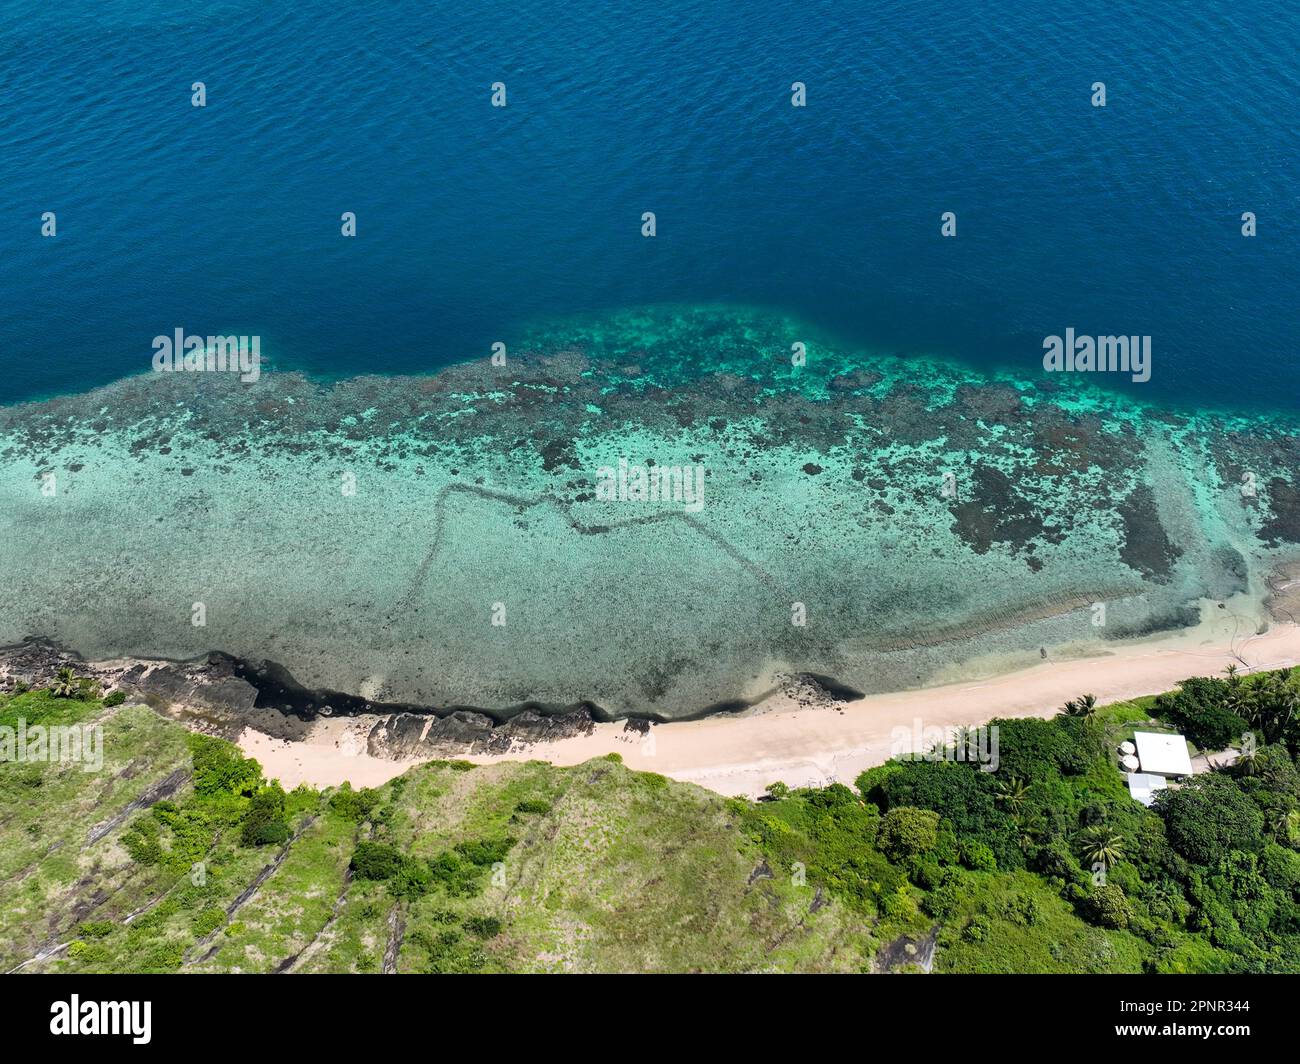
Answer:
xmin=238 ymin=610 xmax=1300 ymax=798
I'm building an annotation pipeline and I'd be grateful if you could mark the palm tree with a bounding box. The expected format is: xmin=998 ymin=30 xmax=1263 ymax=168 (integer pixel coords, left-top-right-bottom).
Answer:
xmin=50 ymin=667 xmax=78 ymax=698
xmin=1063 ymin=693 xmax=1098 ymax=719
xmin=1015 ymin=812 xmax=1048 ymax=854
xmin=1242 ymin=673 xmax=1299 ymax=745
xmin=994 ymin=776 xmax=1030 ymax=815
xmin=1077 ymin=826 xmax=1125 ymax=870
xmin=1266 ymin=808 xmax=1296 ymax=842
xmin=951 ymin=725 xmax=977 ymax=760
xmin=1236 ymin=748 xmax=1262 ymax=777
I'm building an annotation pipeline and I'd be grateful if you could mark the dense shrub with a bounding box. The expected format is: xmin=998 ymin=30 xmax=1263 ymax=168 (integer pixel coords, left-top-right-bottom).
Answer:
xmin=1155 ymin=677 xmax=1249 ymax=750
xmin=959 ymin=838 xmax=997 ymax=871
xmin=240 ymin=784 xmax=290 ymax=847
xmin=351 ymin=840 xmax=407 ymax=880
xmin=991 ymin=718 xmax=1088 ymax=779
xmin=923 ymin=877 xmax=963 ymax=919
xmin=1088 ymin=884 xmax=1134 ymax=929
xmin=1260 ymin=842 xmax=1300 ymax=895
xmin=879 ymin=760 xmax=1020 ymax=869
xmin=1053 ymin=715 xmax=1108 ymax=773
xmin=465 ymin=915 xmax=502 ymax=938
xmin=389 ymin=858 xmax=433 ymax=900
xmin=855 ymin=762 xmax=903 ymax=805
xmin=1001 ymin=891 xmax=1042 ymax=927
xmin=1156 ymin=775 xmax=1264 ymax=866
xmin=245 ymin=818 xmax=290 ymax=846
xmin=455 ymin=837 xmax=516 ymax=866
xmin=1231 ymin=746 xmax=1300 ymax=840
xmin=877 ymin=807 xmax=940 ymax=861
xmin=427 ymin=851 xmax=483 ymax=897
xmin=329 ymin=784 xmax=381 ymax=823
xmin=1125 ymin=813 xmax=1182 ymax=882
xmin=122 ymin=817 xmax=163 ymax=865
xmin=408 ymin=927 xmax=488 ymax=974
xmin=415 ymin=837 xmax=519 ymax=899
xmin=189 ymin=734 xmax=262 ymax=798
xmin=740 ymin=783 xmax=899 ymax=914
xmin=882 ymin=886 xmax=921 ymax=921
xmin=1032 ymin=837 xmax=1083 ymax=884
xmin=1144 ymin=877 xmax=1192 ymax=926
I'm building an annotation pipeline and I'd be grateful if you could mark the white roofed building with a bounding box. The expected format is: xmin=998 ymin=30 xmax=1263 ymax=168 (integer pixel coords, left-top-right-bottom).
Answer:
xmin=1127 ymin=772 xmax=1169 ymax=807
xmin=1132 ymin=731 xmax=1193 ymax=778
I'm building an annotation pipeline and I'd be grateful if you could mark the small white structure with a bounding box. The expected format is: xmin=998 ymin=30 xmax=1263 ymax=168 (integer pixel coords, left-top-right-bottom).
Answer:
xmin=1118 ymin=740 xmax=1136 ymax=756
xmin=1133 ymin=731 xmax=1193 ymax=778
xmin=1127 ymin=772 xmax=1169 ymax=807
xmin=1120 ymin=753 xmax=1140 ymax=772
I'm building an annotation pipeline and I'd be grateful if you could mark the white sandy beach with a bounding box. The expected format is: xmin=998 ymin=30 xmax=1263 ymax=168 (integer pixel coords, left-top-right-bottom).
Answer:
xmin=239 ymin=601 xmax=1300 ymax=797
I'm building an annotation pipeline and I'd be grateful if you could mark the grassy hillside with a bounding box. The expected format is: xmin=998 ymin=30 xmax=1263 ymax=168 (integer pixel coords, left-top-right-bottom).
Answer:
xmin=2 ymin=667 xmax=1298 ymax=973
xmin=0 ymin=689 xmax=876 ymax=973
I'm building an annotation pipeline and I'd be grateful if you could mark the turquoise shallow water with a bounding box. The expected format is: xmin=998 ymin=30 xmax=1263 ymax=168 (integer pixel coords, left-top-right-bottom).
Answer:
xmin=1 ymin=307 xmax=1297 ymax=718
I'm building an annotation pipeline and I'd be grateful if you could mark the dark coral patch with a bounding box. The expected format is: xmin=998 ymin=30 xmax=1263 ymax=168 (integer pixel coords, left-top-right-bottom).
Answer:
xmin=1116 ymin=484 xmax=1182 ymax=582
xmin=1259 ymin=477 xmax=1300 ymax=546
xmin=538 ymin=437 xmax=580 ymax=472
xmin=948 ymin=464 xmax=1050 ymax=556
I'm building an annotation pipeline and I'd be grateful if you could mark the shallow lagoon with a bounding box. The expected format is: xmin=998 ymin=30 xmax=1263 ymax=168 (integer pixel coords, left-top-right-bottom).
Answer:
xmin=1 ymin=307 xmax=1297 ymax=719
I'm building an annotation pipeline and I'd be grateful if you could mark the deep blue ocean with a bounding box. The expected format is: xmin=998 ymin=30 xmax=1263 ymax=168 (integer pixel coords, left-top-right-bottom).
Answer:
xmin=1 ymin=0 xmax=1296 ymax=410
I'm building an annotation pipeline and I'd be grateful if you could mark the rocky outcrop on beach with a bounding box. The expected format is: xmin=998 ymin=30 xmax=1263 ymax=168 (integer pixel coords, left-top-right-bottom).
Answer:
xmin=366 ymin=707 xmax=599 ymax=758
xmin=0 ymin=636 xmax=257 ymax=716
xmin=0 ymin=637 xmax=601 ymax=757
xmin=0 ymin=636 xmax=303 ymax=740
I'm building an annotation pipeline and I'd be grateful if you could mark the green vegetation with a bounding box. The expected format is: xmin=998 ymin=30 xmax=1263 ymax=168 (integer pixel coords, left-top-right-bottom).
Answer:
xmin=48 ymin=666 xmax=100 ymax=702
xmin=2 ymin=666 xmax=1298 ymax=972
xmin=731 ymin=668 xmax=1300 ymax=972
xmin=0 ymin=682 xmax=874 ymax=973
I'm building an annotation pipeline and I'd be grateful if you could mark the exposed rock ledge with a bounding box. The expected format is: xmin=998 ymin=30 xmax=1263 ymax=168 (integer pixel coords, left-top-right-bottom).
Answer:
xmin=0 ymin=637 xmax=857 ymax=761
xmin=0 ymin=638 xmax=598 ymax=755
